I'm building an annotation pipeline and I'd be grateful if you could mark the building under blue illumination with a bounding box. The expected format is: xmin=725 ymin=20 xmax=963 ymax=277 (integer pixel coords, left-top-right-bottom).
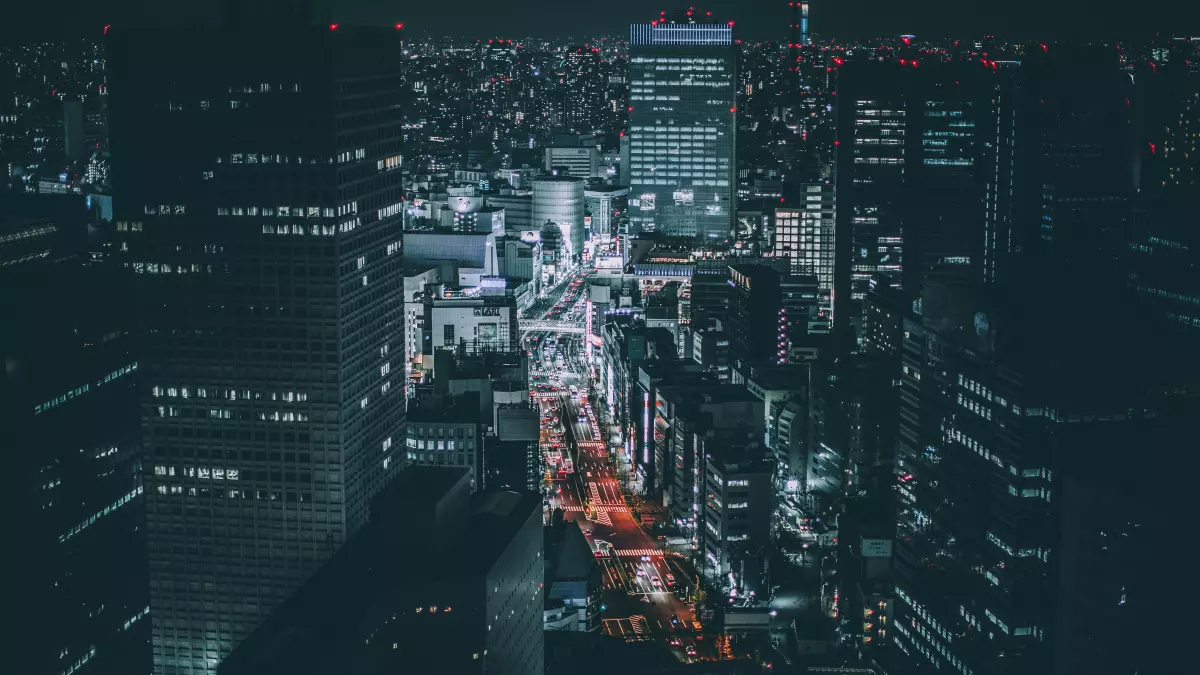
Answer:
xmin=628 ymin=16 xmax=736 ymax=241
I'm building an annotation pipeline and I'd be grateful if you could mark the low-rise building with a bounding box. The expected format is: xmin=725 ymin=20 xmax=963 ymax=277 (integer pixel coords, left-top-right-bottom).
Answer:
xmin=406 ymin=394 xmax=484 ymax=491
xmin=702 ymin=439 xmax=774 ymax=577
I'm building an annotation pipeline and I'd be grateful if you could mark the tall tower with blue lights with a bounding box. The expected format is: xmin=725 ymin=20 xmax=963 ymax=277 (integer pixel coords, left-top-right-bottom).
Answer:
xmin=627 ymin=8 xmax=737 ymax=241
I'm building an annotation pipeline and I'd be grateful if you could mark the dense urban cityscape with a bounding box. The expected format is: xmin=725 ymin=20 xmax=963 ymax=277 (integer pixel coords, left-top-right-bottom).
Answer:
xmin=3 ymin=2 xmax=1196 ymax=675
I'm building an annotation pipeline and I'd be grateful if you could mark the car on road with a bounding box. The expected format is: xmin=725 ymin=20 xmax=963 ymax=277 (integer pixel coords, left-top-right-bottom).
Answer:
xmin=651 ymin=577 xmax=662 ymax=588
xmin=583 ymin=529 xmax=593 ymax=537
xmin=670 ymin=614 xmax=680 ymax=626
xmin=640 ymin=555 xmax=651 ymax=562
xmin=667 ymin=636 xmax=681 ymax=647
xmin=666 ymin=573 xmax=675 ymax=586
xmin=635 ymin=568 xmax=645 ymax=577
xmin=685 ymin=645 xmax=697 ymax=657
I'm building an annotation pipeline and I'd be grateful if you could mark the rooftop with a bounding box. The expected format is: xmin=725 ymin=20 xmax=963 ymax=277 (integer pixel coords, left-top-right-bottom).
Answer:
xmin=221 ymin=466 xmax=541 ymax=675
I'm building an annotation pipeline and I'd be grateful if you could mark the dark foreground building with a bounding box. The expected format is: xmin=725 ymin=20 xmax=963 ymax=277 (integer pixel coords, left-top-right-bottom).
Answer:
xmin=4 ymin=216 xmax=149 ymax=675
xmin=890 ymin=277 xmax=1193 ymax=675
xmin=219 ymin=466 xmax=544 ymax=675
xmin=108 ymin=20 xmax=407 ymax=675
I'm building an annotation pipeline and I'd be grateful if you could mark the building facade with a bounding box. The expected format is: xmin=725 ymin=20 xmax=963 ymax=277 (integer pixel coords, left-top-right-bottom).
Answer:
xmin=583 ymin=184 xmax=629 ymax=243
xmin=532 ymin=176 xmax=585 ymax=265
xmin=628 ymin=19 xmax=736 ymax=240
xmin=7 ymin=257 xmax=150 ymax=675
xmin=109 ymin=25 xmax=407 ymax=675
xmin=774 ymin=180 xmax=835 ymax=323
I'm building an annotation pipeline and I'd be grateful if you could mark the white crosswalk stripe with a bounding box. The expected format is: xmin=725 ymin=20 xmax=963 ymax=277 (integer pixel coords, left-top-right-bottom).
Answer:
xmin=559 ymin=505 xmax=629 ymax=513
xmin=631 ymin=615 xmax=647 ymax=634
xmin=615 ymin=548 xmax=663 ymax=557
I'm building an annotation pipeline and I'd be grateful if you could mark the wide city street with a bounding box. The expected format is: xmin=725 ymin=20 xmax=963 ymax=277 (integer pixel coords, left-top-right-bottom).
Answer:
xmin=526 ymin=270 xmax=716 ymax=663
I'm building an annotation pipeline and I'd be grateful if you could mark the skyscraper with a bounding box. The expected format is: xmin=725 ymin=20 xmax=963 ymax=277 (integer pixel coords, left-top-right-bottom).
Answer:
xmin=891 ymin=279 xmax=1192 ymax=675
xmin=834 ymin=62 xmax=987 ymax=340
xmin=775 ymin=180 xmax=835 ymax=323
xmin=108 ymin=21 xmax=407 ymax=674
xmin=982 ymin=49 xmax=1134 ymax=287
xmin=6 ymin=225 xmax=150 ymax=675
xmin=628 ymin=13 xmax=736 ymax=240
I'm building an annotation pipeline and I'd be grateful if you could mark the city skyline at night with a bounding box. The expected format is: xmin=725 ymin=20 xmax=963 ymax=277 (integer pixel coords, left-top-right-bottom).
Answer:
xmin=3 ymin=3 xmax=1196 ymax=675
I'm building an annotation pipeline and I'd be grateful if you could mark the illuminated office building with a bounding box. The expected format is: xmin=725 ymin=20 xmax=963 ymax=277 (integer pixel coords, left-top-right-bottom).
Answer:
xmin=775 ymin=180 xmax=835 ymax=323
xmin=109 ymin=22 xmax=407 ymax=675
xmin=628 ymin=14 xmax=736 ymax=240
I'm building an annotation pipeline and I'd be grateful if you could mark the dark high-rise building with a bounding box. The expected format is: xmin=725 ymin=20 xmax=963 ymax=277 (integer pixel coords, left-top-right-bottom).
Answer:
xmin=628 ymin=14 xmax=736 ymax=240
xmin=5 ymin=224 xmax=149 ymax=675
xmin=728 ymin=263 xmax=822 ymax=370
xmin=1123 ymin=59 xmax=1200 ymax=331
xmin=108 ymin=21 xmax=407 ymax=674
xmin=1025 ymin=51 xmax=1133 ymax=272
xmin=891 ymin=280 xmax=1194 ymax=675
xmin=982 ymin=49 xmax=1134 ymax=287
xmin=834 ymin=62 xmax=987 ymax=340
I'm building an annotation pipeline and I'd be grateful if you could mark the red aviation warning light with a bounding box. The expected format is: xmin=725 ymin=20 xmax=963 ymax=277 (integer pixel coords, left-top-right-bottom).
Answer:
xmin=328 ymin=23 xmax=338 ymax=31
xmin=395 ymin=23 xmax=404 ymax=30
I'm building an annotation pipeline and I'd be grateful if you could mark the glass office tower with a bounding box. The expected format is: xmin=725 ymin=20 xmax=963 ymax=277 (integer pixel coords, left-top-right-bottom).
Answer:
xmin=628 ymin=19 xmax=736 ymax=241
xmin=109 ymin=23 xmax=406 ymax=675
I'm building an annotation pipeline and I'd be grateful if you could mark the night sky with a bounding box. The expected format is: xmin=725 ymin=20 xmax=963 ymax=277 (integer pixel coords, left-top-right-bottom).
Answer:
xmin=5 ymin=0 xmax=1200 ymax=41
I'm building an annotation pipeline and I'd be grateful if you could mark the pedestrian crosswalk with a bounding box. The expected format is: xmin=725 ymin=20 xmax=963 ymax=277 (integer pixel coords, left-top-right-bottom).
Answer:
xmin=630 ymin=615 xmax=648 ymax=635
xmin=559 ymin=505 xmax=629 ymax=513
xmin=615 ymin=548 xmax=663 ymax=558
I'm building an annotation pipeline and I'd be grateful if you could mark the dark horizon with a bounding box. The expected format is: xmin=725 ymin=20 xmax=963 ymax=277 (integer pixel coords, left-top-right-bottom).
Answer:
xmin=5 ymin=0 xmax=1200 ymax=43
